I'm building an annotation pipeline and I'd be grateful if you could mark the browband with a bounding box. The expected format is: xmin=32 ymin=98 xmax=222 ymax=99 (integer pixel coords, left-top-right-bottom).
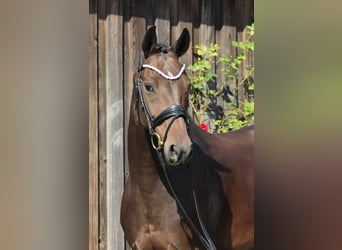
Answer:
xmin=142 ymin=63 xmax=186 ymax=80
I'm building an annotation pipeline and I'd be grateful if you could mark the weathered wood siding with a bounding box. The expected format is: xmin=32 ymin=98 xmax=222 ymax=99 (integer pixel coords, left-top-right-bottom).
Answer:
xmin=89 ymin=0 xmax=253 ymax=249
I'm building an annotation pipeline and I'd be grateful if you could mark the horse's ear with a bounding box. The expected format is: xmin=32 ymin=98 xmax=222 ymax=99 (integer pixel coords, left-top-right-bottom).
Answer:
xmin=142 ymin=26 xmax=157 ymax=58
xmin=173 ymin=28 xmax=190 ymax=57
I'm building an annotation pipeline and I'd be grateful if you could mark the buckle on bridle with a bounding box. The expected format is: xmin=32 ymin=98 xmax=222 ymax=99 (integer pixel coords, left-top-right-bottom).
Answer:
xmin=151 ymin=132 xmax=164 ymax=151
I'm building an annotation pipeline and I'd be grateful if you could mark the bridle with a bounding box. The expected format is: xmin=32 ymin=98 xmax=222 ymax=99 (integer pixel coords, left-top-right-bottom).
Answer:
xmin=135 ymin=54 xmax=217 ymax=250
xmin=136 ymin=55 xmax=189 ymax=150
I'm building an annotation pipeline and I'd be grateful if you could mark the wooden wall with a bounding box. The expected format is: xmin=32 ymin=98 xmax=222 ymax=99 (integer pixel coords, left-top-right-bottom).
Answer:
xmin=89 ymin=0 xmax=253 ymax=249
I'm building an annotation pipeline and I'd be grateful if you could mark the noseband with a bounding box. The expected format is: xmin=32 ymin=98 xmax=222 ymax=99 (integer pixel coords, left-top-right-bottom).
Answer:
xmin=136 ymin=55 xmax=189 ymax=150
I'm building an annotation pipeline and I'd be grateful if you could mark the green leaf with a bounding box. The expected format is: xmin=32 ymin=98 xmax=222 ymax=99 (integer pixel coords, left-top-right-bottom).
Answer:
xmin=232 ymin=41 xmax=239 ymax=47
xmin=246 ymin=40 xmax=254 ymax=51
xmin=202 ymin=60 xmax=211 ymax=69
xmin=197 ymin=47 xmax=208 ymax=56
xmin=208 ymin=89 xmax=215 ymax=95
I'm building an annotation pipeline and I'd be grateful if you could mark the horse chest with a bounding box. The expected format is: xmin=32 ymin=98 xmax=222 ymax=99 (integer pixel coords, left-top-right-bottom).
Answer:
xmin=122 ymin=180 xmax=201 ymax=249
xmin=131 ymin=223 xmax=188 ymax=249
xmin=128 ymin=208 xmax=194 ymax=250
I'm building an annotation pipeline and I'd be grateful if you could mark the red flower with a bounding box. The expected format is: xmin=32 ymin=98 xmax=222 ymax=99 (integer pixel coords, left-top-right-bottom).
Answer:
xmin=199 ymin=123 xmax=209 ymax=132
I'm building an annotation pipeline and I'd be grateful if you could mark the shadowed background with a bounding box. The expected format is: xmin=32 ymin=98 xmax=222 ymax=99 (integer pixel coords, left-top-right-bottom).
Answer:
xmin=1 ymin=0 xmax=342 ymax=250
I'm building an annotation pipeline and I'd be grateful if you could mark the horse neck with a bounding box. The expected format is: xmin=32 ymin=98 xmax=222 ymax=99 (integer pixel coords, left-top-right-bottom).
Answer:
xmin=127 ymin=107 xmax=162 ymax=191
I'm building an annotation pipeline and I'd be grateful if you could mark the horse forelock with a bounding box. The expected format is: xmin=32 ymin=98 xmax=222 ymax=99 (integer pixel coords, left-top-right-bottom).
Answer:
xmin=147 ymin=43 xmax=170 ymax=57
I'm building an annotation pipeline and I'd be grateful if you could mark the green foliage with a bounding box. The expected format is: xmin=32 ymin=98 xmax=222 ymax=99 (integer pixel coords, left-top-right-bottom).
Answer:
xmin=187 ymin=23 xmax=254 ymax=133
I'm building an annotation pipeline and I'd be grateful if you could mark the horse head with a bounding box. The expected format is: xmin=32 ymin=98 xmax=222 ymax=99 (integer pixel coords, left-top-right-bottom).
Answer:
xmin=134 ymin=26 xmax=192 ymax=167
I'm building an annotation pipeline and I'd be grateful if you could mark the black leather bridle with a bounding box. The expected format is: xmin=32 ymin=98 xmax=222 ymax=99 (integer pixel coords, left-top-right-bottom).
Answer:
xmin=135 ymin=55 xmax=217 ymax=250
xmin=136 ymin=55 xmax=189 ymax=150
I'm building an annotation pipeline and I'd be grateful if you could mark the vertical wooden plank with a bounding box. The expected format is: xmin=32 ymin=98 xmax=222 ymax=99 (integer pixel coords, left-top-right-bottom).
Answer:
xmin=123 ymin=1 xmax=146 ymax=249
xmin=237 ymin=29 xmax=246 ymax=104
xmin=153 ymin=0 xmax=170 ymax=45
xmin=190 ymin=0 xmax=203 ymax=122
xmin=242 ymin=0 xmax=254 ymax=104
xmin=235 ymin=0 xmax=253 ymax=104
xmin=197 ymin=0 xmax=216 ymax=126
xmin=215 ymin=0 xmax=237 ymax=111
xmin=237 ymin=26 xmax=253 ymax=104
xmin=246 ymin=21 xmax=254 ymax=102
xmin=197 ymin=0 xmax=215 ymax=46
xmin=97 ymin=0 xmax=108 ymax=247
xmin=174 ymin=0 xmax=193 ymax=66
xmin=123 ymin=0 xmax=146 ymax=143
xmin=98 ymin=0 xmax=125 ymax=249
xmin=123 ymin=0 xmax=132 ymax=185
xmin=145 ymin=0 xmax=155 ymax=28
xmin=235 ymin=0 xmax=253 ymax=32
xmin=123 ymin=0 xmax=146 ymax=168
xmin=107 ymin=0 xmax=125 ymax=249
xmin=97 ymin=4 xmax=108 ymax=249
xmin=97 ymin=15 xmax=108 ymax=250
xmin=192 ymin=0 xmax=201 ymax=48
xmin=170 ymin=0 xmax=178 ymax=46
xmin=120 ymin=15 xmax=146 ymax=250
xmin=89 ymin=0 xmax=99 ymax=249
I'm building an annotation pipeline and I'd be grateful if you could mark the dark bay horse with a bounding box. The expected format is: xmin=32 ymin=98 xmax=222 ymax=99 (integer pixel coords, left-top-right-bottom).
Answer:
xmin=120 ymin=26 xmax=254 ymax=250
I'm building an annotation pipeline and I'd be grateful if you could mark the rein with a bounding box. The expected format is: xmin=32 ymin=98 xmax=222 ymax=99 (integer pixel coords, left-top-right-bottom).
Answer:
xmin=135 ymin=55 xmax=217 ymax=250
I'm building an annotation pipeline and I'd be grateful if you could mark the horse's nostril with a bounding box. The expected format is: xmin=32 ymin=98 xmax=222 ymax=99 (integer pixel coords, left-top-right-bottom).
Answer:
xmin=170 ymin=144 xmax=177 ymax=153
xmin=167 ymin=143 xmax=190 ymax=165
xmin=168 ymin=144 xmax=180 ymax=163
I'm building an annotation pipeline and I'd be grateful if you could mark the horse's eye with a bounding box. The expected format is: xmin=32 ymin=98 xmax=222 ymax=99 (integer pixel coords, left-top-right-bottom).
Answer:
xmin=144 ymin=83 xmax=154 ymax=92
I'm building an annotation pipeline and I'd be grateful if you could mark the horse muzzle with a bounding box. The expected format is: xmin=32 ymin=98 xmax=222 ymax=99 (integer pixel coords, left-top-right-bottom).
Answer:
xmin=162 ymin=119 xmax=192 ymax=167
xmin=164 ymin=141 xmax=192 ymax=167
xmin=147 ymin=104 xmax=192 ymax=167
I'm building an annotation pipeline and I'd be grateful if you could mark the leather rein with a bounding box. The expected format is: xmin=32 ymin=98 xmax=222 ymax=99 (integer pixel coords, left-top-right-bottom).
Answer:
xmin=135 ymin=55 xmax=217 ymax=250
